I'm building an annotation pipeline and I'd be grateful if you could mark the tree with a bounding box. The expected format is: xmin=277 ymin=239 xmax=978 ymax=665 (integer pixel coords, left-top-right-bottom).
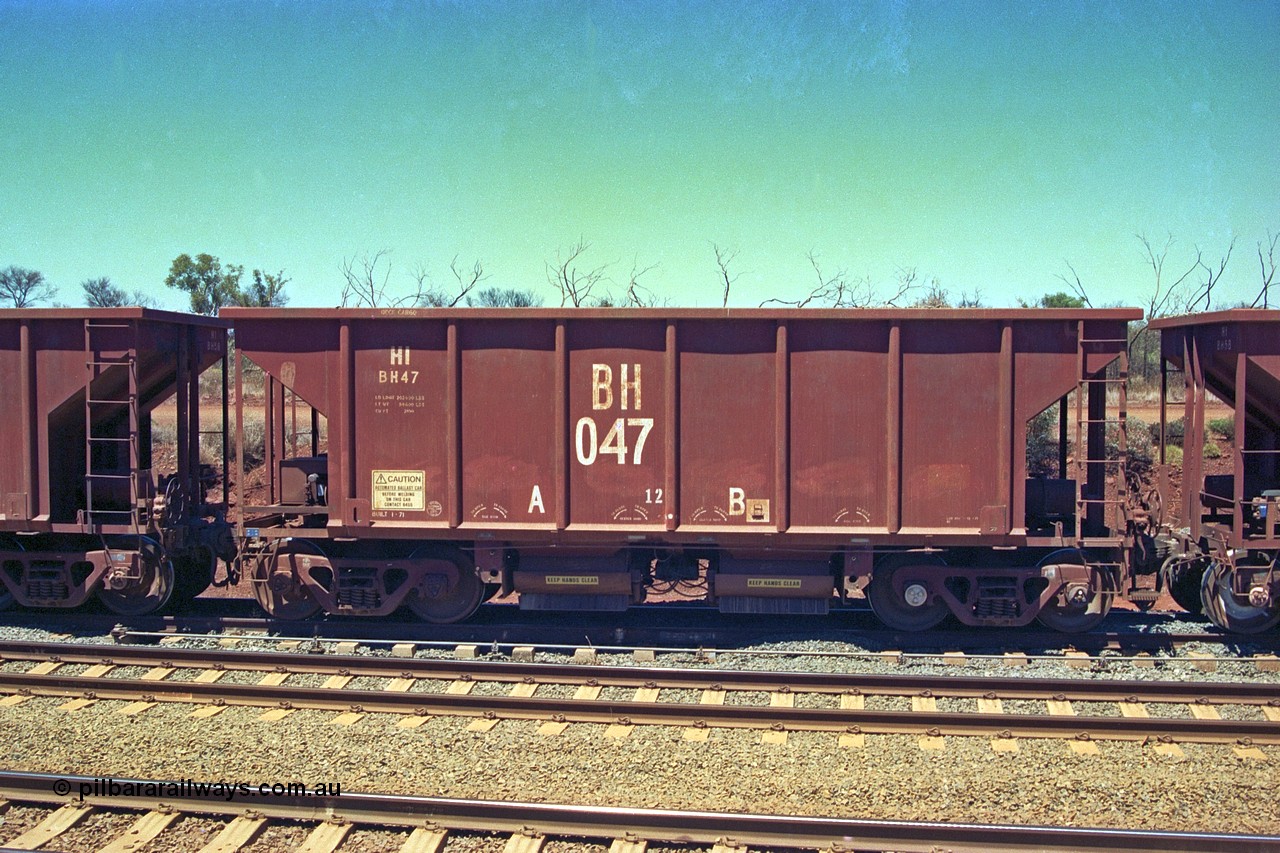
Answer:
xmin=1020 ymin=291 xmax=1086 ymax=309
xmin=232 ymin=270 xmax=290 ymax=308
xmin=0 ymin=266 xmax=56 ymax=307
xmin=164 ymin=254 xmax=243 ymax=315
xmin=468 ymin=287 xmax=544 ymax=308
xmin=166 ymin=254 xmax=289 ymax=312
xmin=910 ymin=277 xmax=953 ymax=308
xmin=82 ymin=277 xmax=158 ymax=308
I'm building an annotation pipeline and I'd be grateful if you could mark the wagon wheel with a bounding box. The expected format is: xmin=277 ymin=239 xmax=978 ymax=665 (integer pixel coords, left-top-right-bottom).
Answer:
xmin=98 ymin=536 xmax=176 ymax=616
xmin=1035 ymin=549 xmax=1114 ymax=633
xmin=866 ymin=557 xmax=949 ymax=632
xmin=1200 ymin=558 xmax=1280 ymax=634
xmin=172 ymin=544 xmax=217 ymax=604
xmin=0 ymin=534 xmax=20 ymax=611
xmin=251 ymin=540 xmax=322 ymax=620
xmin=406 ymin=546 xmax=484 ymax=624
xmin=1163 ymin=555 xmax=1205 ymax=616
xmin=1143 ymin=487 xmax=1164 ymax=530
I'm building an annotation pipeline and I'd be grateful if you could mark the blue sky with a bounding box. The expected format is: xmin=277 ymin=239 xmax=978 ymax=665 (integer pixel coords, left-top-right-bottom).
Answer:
xmin=2 ymin=1 xmax=1276 ymax=310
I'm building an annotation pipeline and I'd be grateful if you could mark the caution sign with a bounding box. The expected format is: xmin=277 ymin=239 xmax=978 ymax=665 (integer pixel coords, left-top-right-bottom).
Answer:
xmin=371 ymin=470 xmax=425 ymax=511
xmin=746 ymin=578 xmax=803 ymax=589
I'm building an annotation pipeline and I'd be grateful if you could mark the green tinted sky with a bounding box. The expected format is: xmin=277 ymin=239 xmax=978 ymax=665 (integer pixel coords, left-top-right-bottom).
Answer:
xmin=2 ymin=1 xmax=1276 ymax=310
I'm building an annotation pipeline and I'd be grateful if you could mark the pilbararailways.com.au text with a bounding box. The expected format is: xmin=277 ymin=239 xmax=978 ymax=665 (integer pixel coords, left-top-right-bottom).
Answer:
xmin=55 ymin=777 xmax=341 ymax=802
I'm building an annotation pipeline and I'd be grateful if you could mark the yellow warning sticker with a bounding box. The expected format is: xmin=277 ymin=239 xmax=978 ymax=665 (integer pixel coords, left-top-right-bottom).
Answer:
xmin=746 ymin=578 xmax=803 ymax=589
xmin=371 ymin=470 xmax=425 ymax=511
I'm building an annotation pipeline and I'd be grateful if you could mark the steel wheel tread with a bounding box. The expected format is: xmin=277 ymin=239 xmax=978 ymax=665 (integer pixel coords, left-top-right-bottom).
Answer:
xmin=1034 ymin=549 xmax=1113 ymax=633
xmin=1200 ymin=558 xmax=1280 ymax=634
xmin=253 ymin=541 xmax=323 ymax=620
xmin=97 ymin=536 xmax=175 ymax=617
xmin=866 ymin=559 xmax=949 ymax=632
xmin=406 ymin=546 xmax=484 ymax=624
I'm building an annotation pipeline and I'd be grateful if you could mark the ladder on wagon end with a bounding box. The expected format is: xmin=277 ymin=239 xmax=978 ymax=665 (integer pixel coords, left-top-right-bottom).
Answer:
xmin=82 ymin=318 xmax=142 ymax=534
xmin=1073 ymin=328 xmax=1133 ymax=603
xmin=1074 ymin=329 xmax=1130 ymax=540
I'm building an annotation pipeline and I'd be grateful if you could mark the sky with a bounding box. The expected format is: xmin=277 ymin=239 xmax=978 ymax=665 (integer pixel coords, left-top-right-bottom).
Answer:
xmin=1 ymin=0 xmax=1277 ymax=311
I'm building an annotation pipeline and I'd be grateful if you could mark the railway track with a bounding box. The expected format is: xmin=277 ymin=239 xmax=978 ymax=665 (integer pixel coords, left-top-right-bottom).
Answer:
xmin=1 ymin=640 xmax=1277 ymax=750
xmin=0 ymin=769 xmax=1274 ymax=853
xmin=2 ymin=602 xmax=1274 ymax=657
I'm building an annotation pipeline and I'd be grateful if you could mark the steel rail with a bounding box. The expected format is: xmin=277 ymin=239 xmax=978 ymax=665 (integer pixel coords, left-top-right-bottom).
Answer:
xmin=0 ymin=669 xmax=1276 ymax=744
xmin=0 ymin=639 xmax=1276 ymax=706
xmin=0 ymin=770 xmax=1274 ymax=852
xmin=1 ymin=606 xmax=1268 ymax=654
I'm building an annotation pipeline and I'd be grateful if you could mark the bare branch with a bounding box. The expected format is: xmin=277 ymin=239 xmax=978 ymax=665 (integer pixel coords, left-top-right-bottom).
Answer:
xmin=447 ymin=256 xmax=488 ymax=307
xmin=1054 ymin=260 xmax=1093 ymax=308
xmin=340 ymin=250 xmax=392 ymax=308
xmin=884 ymin=266 xmax=919 ymax=307
xmin=760 ymin=251 xmax=875 ymax=308
xmin=404 ymin=264 xmax=433 ymax=307
xmin=623 ymin=258 xmax=660 ymax=307
xmin=1186 ymin=237 xmax=1236 ymax=313
xmin=1251 ymin=230 xmax=1278 ymax=309
xmin=1136 ymin=233 xmax=1200 ymax=319
xmin=712 ymin=243 xmax=741 ymax=309
xmin=547 ymin=239 xmax=609 ymax=307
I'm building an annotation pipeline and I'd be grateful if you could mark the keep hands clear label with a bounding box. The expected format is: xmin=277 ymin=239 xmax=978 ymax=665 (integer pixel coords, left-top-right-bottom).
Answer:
xmin=372 ymin=470 xmax=426 ymax=511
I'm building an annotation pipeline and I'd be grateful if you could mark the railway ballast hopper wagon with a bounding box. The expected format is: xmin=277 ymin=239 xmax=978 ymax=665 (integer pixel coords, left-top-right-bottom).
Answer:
xmin=1151 ymin=310 xmax=1280 ymax=632
xmin=0 ymin=309 xmax=231 ymax=614
xmin=226 ymin=307 xmax=1143 ymax=630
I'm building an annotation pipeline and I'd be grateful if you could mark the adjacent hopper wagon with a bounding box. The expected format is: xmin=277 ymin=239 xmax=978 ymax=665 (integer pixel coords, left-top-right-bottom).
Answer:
xmin=1150 ymin=309 xmax=1280 ymax=632
xmin=0 ymin=309 xmax=232 ymax=614
xmin=225 ymin=307 xmax=1145 ymax=630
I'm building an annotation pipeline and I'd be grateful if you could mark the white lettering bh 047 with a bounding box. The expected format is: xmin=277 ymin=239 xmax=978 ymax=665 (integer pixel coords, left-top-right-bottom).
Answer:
xmin=576 ymin=363 xmax=654 ymax=465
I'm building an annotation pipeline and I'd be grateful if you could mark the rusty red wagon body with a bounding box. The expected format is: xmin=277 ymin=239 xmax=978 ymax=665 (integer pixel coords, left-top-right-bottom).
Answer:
xmin=0 ymin=309 xmax=230 ymax=614
xmin=1150 ymin=309 xmax=1280 ymax=632
xmin=226 ymin=307 xmax=1142 ymax=630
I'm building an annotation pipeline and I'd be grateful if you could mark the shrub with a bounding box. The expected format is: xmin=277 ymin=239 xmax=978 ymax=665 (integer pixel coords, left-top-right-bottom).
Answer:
xmin=198 ymin=418 xmax=266 ymax=468
xmin=1163 ymin=445 xmax=1183 ymax=466
xmin=1207 ymin=416 xmax=1235 ymax=442
xmin=1148 ymin=417 xmax=1185 ymax=448
xmin=1026 ymin=409 xmax=1064 ymax=478
xmin=1203 ymin=441 xmax=1222 ymax=460
xmin=1109 ymin=416 xmax=1153 ymax=476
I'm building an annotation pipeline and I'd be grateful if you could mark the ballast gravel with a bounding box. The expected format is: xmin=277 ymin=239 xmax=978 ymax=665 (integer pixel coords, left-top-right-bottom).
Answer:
xmin=0 ymin=615 xmax=1277 ymax=847
xmin=0 ymin=692 xmax=1275 ymax=842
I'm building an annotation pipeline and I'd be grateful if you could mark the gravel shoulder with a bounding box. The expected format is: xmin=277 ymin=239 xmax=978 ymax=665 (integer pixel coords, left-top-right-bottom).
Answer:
xmin=0 ymin=618 xmax=1276 ymax=840
xmin=0 ymin=693 xmax=1274 ymax=836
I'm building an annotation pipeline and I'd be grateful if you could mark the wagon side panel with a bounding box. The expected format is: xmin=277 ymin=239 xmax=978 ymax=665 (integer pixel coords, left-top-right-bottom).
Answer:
xmin=788 ymin=320 xmax=890 ymax=533
xmin=353 ymin=319 xmax=450 ymax=526
xmin=899 ymin=321 xmax=1002 ymax=534
xmin=459 ymin=320 xmax=558 ymax=529
xmin=566 ymin=319 xmax=667 ymax=530
xmin=676 ymin=320 xmax=778 ymax=533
